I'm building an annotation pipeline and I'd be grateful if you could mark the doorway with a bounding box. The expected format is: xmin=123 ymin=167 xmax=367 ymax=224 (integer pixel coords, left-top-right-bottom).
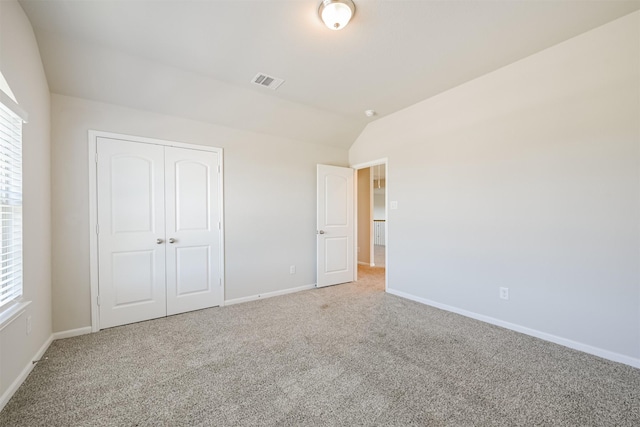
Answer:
xmin=353 ymin=160 xmax=387 ymax=290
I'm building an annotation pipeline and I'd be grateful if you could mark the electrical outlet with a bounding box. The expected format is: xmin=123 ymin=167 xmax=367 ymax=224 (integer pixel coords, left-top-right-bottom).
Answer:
xmin=289 ymin=265 xmax=296 ymax=274
xmin=499 ymin=287 xmax=509 ymax=300
xmin=390 ymin=201 xmax=398 ymax=210
xmin=26 ymin=316 xmax=32 ymax=335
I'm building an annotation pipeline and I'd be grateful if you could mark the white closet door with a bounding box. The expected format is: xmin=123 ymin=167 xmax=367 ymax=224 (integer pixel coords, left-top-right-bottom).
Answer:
xmin=165 ymin=147 xmax=222 ymax=315
xmin=97 ymin=138 xmax=167 ymax=329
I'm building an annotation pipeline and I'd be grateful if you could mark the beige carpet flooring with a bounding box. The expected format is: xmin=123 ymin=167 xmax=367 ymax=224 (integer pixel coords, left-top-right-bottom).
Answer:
xmin=1 ymin=265 xmax=639 ymax=426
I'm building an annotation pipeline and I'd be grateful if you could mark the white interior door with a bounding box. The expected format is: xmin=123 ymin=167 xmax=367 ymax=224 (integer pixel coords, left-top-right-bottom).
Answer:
xmin=97 ymin=137 xmax=167 ymax=329
xmin=317 ymin=164 xmax=355 ymax=287
xmin=165 ymin=147 xmax=222 ymax=315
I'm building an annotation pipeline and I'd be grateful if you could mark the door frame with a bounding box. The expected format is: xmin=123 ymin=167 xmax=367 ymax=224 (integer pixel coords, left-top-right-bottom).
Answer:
xmin=351 ymin=158 xmax=388 ymax=292
xmin=88 ymin=130 xmax=225 ymax=332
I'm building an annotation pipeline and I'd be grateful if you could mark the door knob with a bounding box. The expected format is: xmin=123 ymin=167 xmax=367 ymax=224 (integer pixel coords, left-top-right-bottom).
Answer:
xmin=168 ymin=238 xmax=176 ymax=244
xmin=317 ymin=230 xmax=326 ymax=235
xmin=156 ymin=238 xmax=164 ymax=244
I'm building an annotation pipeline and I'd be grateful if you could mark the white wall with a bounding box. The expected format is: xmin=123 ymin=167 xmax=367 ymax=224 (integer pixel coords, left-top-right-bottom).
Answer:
xmin=51 ymin=94 xmax=348 ymax=332
xmin=0 ymin=0 xmax=52 ymax=402
xmin=373 ymin=192 xmax=386 ymax=221
xmin=350 ymin=12 xmax=640 ymax=364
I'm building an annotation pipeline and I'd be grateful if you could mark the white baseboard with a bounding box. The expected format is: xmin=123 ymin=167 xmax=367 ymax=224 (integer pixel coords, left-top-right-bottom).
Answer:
xmin=0 ymin=334 xmax=53 ymax=411
xmin=386 ymin=288 xmax=640 ymax=369
xmin=357 ymin=261 xmax=376 ymax=267
xmin=225 ymin=284 xmax=315 ymax=306
xmin=52 ymin=326 xmax=92 ymax=340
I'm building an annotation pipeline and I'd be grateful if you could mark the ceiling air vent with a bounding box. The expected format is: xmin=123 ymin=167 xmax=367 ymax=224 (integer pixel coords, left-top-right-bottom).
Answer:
xmin=251 ymin=73 xmax=284 ymax=90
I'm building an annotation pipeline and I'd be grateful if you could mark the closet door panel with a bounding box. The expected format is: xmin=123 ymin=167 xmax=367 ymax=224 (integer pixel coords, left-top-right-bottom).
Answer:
xmin=97 ymin=137 xmax=167 ymax=329
xmin=165 ymin=147 xmax=222 ymax=315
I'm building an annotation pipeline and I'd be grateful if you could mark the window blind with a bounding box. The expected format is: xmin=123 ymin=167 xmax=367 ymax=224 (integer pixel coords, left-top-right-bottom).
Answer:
xmin=0 ymin=101 xmax=22 ymax=308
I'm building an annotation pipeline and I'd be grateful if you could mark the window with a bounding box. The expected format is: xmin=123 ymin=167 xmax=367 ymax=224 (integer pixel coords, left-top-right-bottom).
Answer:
xmin=0 ymin=100 xmax=22 ymax=308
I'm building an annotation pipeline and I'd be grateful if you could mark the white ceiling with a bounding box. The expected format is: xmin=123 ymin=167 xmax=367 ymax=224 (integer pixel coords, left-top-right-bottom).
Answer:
xmin=19 ymin=0 xmax=640 ymax=149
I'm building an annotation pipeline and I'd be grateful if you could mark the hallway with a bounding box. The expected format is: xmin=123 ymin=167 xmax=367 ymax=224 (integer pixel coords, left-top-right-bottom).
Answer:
xmin=357 ymin=263 xmax=385 ymax=291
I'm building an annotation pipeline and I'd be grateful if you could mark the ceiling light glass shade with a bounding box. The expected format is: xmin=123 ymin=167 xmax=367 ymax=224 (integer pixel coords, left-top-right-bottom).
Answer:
xmin=319 ymin=0 xmax=355 ymax=31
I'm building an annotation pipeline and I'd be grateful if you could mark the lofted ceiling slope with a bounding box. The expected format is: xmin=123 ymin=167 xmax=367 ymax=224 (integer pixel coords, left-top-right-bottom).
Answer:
xmin=18 ymin=0 xmax=640 ymax=149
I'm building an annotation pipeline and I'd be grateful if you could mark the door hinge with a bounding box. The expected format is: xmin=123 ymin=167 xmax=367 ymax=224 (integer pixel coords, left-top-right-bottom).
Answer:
xmin=96 ymin=224 xmax=100 ymax=234
xmin=218 ymin=222 xmax=221 ymax=230
xmin=95 ymin=153 xmax=98 ymax=163
xmin=217 ymin=165 xmax=221 ymax=173
xmin=97 ymin=295 xmax=101 ymax=306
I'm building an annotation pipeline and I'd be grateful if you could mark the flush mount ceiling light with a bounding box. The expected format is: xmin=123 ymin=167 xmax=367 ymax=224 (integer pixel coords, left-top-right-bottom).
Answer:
xmin=318 ymin=0 xmax=355 ymax=31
